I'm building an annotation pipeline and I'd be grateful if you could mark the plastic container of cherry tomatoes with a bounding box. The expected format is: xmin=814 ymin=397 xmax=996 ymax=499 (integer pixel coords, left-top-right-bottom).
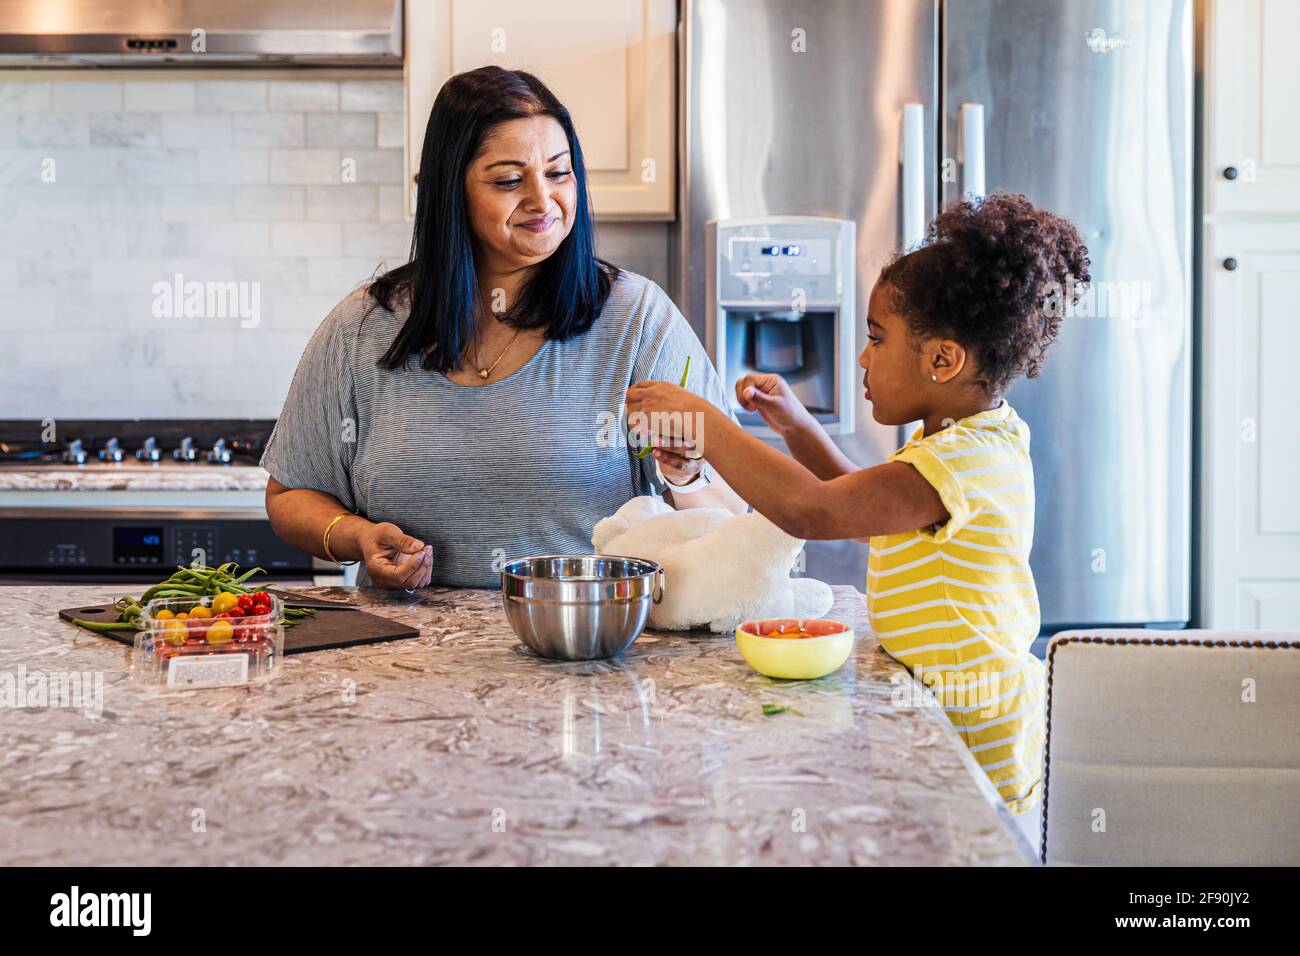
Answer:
xmin=132 ymin=592 xmax=285 ymax=688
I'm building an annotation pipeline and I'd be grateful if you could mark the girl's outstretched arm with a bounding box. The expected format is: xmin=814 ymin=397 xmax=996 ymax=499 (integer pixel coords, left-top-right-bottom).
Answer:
xmin=698 ymin=407 xmax=947 ymax=539
xmin=626 ymin=381 xmax=946 ymax=540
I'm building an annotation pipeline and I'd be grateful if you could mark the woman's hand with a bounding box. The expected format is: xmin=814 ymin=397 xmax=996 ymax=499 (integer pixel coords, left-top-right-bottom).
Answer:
xmin=358 ymin=521 xmax=433 ymax=589
xmin=652 ymin=445 xmax=703 ymax=485
xmin=734 ymin=373 xmax=813 ymax=435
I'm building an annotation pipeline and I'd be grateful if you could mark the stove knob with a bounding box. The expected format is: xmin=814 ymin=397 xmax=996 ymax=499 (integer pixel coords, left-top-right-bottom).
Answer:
xmin=172 ymin=436 xmax=196 ymax=462
xmin=62 ymin=439 xmax=87 ymax=465
xmin=206 ymin=438 xmax=232 ymax=465
xmin=98 ymin=437 xmax=124 ymax=463
xmin=135 ymin=436 xmax=161 ymax=462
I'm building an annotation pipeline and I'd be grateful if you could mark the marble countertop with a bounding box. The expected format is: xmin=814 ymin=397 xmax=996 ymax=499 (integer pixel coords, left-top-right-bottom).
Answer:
xmin=0 ymin=583 xmax=1031 ymax=866
xmin=0 ymin=464 xmax=270 ymax=492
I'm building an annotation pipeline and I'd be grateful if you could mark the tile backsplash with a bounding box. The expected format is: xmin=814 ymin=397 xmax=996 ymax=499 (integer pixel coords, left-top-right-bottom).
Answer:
xmin=0 ymin=73 xmax=671 ymax=421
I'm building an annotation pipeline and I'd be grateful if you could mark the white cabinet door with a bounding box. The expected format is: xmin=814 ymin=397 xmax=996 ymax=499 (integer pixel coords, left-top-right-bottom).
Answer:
xmin=404 ymin=0 xmax=676 ymax=220
xmin=1203 ymin=223 xmax=1300 ymax=627
xmin=1207 ymin=0 xmax=1300 ymax=213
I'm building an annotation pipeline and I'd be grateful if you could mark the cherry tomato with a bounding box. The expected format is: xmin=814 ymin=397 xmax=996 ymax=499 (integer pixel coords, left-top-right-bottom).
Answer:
xmin=237 ymin=593 xmax=255 ymax=611
xmin=206 ymin=620 xmax=234 ymax=644
xmin=188 ymin=605 xmax=213 ymax=619
xmin=162 ymin=620 xmax=188 ymax=646
xmin=155 ymin=609 xmax=175 ymax=621
xmin=211 ymin=592 xmax=239 ymax=614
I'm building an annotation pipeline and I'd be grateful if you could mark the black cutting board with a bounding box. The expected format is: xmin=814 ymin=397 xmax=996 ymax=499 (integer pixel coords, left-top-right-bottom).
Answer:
xmin=58 ymin=601 xmax=421 ymax=654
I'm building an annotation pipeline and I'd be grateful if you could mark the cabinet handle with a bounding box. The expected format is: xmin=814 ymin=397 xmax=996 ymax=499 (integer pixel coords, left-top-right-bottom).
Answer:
xmin=1223 ymin=257 xmax=1238 ymax=271
xmin=1223 ymin=165 xmax=1238 ymax=180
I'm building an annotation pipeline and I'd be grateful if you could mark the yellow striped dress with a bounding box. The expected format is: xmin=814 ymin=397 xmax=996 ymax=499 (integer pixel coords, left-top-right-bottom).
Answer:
xmin=868 ymin=401 xmax=1045 ymax=814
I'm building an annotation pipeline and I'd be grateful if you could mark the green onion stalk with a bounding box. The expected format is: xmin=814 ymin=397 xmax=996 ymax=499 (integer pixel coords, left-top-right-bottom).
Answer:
xmin=636 ymin=355 xmax=693 ymax=459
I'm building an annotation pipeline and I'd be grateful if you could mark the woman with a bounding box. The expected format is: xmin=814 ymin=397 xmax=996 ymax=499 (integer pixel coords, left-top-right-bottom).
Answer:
xmin=262 ymin=66 xmax=746 ymax=588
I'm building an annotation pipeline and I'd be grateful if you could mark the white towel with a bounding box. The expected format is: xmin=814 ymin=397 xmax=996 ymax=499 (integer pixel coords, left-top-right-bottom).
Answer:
xmin=593 ymin=496 xmax=834 ymax=633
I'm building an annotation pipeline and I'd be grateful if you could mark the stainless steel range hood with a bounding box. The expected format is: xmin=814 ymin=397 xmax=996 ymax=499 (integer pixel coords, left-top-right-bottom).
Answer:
xmin=0 ymin=0 xmax=402 ymax=67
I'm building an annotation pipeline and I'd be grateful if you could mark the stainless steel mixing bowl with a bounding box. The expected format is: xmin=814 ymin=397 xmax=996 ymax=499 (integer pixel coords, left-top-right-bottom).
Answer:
xmin=501 ymin=554 xmax=665 ymax=660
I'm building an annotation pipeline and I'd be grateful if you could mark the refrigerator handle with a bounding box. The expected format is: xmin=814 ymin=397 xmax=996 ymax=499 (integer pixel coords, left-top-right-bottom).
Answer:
xmin=900 ymin=103 xmax=925 ymax=250
xmin=960 ymin=102 xmax=986 ymax=199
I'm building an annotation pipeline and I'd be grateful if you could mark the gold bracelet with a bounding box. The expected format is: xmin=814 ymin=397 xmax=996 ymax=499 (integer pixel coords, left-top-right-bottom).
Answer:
xmin=322 ymin=513 xmax=360 ymax=566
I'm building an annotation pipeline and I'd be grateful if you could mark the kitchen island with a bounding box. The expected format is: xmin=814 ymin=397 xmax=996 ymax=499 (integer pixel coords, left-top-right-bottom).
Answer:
xmin=0 ymin=583 xmax=1031 ymax=865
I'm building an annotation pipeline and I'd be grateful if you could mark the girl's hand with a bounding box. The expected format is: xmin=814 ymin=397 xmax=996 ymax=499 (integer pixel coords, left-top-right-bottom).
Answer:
xmin=359 ymin=521 xmax=433 ymax=589
xmin=626 ymin=380 xmax=709 ymax=416
xmin=734 ymin=373 xmax=812 ymax=435
xmin=625 ymin=381 xmax=711 ymax=446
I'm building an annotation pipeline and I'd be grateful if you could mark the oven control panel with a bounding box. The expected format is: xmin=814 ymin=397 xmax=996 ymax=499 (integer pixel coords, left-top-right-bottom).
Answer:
xmin=171 ymin=527 xmax=218 ymax=568
xmin=0 ymin=517 xmax=311 ymax=576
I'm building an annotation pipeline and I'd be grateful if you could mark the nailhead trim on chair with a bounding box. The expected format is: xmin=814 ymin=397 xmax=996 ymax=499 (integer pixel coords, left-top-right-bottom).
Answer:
xmin=1040 ymin=633 xmax=1300 ymax=865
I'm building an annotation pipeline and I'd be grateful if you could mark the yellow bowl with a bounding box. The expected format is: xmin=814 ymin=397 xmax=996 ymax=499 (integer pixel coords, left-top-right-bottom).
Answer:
xmin=734 ymin=618 xmax=854 ymax=680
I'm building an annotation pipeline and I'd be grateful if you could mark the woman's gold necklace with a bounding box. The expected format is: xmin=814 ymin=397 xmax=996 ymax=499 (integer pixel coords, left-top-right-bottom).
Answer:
xmin=473 ymin=327 xmax=522 ymax=380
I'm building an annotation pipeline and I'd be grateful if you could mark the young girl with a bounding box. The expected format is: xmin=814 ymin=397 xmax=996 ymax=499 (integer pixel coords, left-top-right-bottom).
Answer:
xmin=626 ymin=193 xmax=1090 ymax=837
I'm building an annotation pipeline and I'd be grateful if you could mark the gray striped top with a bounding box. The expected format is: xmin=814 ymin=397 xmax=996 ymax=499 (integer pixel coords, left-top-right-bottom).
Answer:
xmin=260 ymin=269 xmax=733 ymax=587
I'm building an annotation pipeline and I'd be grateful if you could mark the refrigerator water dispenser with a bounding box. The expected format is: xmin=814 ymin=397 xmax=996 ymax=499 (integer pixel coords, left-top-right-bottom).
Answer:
xmin=707 ymin=217 xmax=856 ymax=436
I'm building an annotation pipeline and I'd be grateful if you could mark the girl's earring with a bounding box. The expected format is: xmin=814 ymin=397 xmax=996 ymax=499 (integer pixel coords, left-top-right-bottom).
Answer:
xmin=931 ymin=373 xmax=938 ymax=382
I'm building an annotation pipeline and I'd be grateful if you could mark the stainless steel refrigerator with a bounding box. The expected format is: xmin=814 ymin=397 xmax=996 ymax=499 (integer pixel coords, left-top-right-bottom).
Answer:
xmin=673 ymin=0 xmax=1193 ymax=631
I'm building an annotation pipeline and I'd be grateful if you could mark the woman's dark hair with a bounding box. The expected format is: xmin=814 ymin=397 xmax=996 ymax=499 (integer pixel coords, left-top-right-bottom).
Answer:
xmin=370 ymin=66 xmax=616 ymax=372
xmin=879 ymin=191 xmax=1090 ymax=394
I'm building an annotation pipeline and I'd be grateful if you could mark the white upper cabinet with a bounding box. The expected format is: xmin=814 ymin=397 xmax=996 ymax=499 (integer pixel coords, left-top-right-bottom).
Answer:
xmin=404 ymin=0 xmax=677 ymax=220
xmin=1207 ymin=0 xmax=1300 ymax=213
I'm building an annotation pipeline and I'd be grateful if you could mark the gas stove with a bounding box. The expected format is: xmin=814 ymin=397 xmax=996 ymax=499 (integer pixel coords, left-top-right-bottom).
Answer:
xmin=0 ymin=420 xmax=320 ymax=582
xmin=0 ymin=419 xmax=272 ymax=468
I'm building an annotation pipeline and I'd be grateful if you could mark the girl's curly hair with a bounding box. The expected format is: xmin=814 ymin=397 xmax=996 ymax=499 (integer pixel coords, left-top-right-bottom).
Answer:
xmin=879 ymin=192 xmax=1090 ymax=395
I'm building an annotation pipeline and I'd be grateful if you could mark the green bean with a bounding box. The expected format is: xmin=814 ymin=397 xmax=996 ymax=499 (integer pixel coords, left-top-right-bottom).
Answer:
xmin=176 ymin=567 xmax=221 ymax=589
xmin=139 ymin=582 xmax=202 ymax=604
xmin=72 ymin=618 xmax=141 ymax=632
